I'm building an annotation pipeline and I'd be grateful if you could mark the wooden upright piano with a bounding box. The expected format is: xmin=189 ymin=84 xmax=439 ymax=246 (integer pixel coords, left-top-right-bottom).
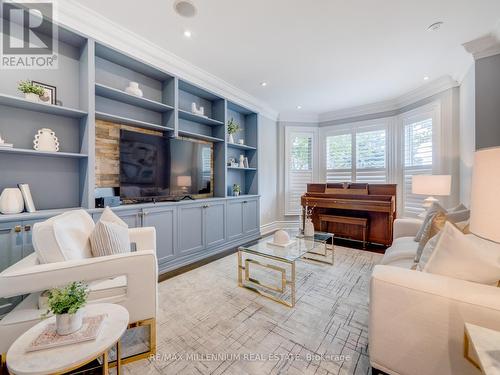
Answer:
xmin=301 ymin=183 xmax=397 ymax=246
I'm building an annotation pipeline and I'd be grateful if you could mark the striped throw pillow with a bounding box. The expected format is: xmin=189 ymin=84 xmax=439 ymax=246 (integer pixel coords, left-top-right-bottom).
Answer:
xmin=90 ymin=207 xmax=131 ymax=257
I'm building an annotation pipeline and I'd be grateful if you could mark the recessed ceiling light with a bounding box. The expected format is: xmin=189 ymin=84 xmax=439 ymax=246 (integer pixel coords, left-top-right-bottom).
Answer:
xmin=174 ymin=0 xmax=197 ymax=18
xmin=424 ymin=76 xmax=429 ymax=81
xmin=260 ymin=82 xmax=268 ymax=87
xmin=296 ymin=105 xmax=302 ymax=110
xmin=427 ymin=21 xmax=444 ymax=32
xmin=183 ymin=30 xmax=192 ymax=38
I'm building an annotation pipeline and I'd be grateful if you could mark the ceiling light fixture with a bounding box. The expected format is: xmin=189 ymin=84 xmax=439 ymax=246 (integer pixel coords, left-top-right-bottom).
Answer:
xmin=427 ymin=21 xmax=444 ymax=32
xmin=296 ymin=105 xmax=302 ymax=110
xmin=183 ymin=30 xmax=192 ymax=38
xmin=424 ymin=76 xmax=429 ymax=81
xmin=174 ymin=0 xmax=197 ymax=18
xmin=260 ymin=82 xmax=268 ymax=87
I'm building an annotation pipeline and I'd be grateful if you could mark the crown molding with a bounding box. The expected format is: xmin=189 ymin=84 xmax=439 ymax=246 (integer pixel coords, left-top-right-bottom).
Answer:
xmin=278 ymin=112 xmax=319 ymax=124
xmin=57 ymin=1 xmax=279 ymax=121
xmin=317 ymin=75 xmax=458 ymax=123
xmin=463 ymin=22 xmax=500 ymax=61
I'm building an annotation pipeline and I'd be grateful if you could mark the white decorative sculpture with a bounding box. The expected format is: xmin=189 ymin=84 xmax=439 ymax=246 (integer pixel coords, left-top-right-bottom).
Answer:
xmin=239 ymin=154 xmax=245 ymax=168
xmin=34 ymin=128 xmax=59 ymax=152
xmin=125 ymin=82 xmax=143 ymax=97
xmin=191 ymin=102 xmax=205 ymax=116
xmin=274 ymin=230 xmax=290 ymax=245
xmin=0 ymin=188 xmax=24 ymax=214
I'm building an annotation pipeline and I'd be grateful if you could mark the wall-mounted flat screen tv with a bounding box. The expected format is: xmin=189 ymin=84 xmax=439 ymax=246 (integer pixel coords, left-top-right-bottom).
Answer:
xmin=119 ymin=129 xmax=213 ymax=201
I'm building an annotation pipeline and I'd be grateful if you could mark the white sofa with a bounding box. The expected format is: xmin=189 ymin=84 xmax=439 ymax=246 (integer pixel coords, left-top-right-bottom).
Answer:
xmin=369 ymin=218 xmax=500 ymax=375
xmin=0 ymin=211 xmax=158 ymax=362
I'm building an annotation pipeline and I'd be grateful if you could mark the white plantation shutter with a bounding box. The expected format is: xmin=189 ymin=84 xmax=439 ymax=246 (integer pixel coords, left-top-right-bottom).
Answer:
xmin=285 ymin=129 xmax=315 ymax=215
xmin=324 ymin=124 xmax=388 ymax=184
xmin=403 ymin=118 xmax=433 ymax=217
xmin=356 ymin=128 xmax=387 ymax=183
xmin=326 ymin=133 xmax=352 ymax=183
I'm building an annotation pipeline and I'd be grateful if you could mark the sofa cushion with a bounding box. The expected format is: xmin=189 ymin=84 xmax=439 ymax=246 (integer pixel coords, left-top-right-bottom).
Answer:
xmin=414 ymin=202 xmax=446 ymax=242
xmin=380 ymin=237 xmax=419 ymax=265
xmin=32 ymin=210 xmax=95 ymax=264
xmin=423 ymin=222 xmax=500 ymax=285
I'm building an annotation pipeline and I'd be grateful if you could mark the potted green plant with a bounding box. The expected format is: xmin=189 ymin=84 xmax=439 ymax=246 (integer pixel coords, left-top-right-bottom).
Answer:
xmin=227 ymin=118 xmax=240 ymax=144
xmin=45 ymin=281 xmax=89 ymax=335
xmin=232 ymin=184 xmax=241 ymax=197
xmin=18 ymin=80 xmax=45 ymax=102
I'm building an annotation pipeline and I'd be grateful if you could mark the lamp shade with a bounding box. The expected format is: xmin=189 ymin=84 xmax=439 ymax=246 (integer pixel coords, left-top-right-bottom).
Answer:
xmin=177 ymin=175 xmax=192 ymax=187
xmin=412 ymin=175 xmax=452 ymax=196
xmin=470 ymin=147 xmax=500 ymax=242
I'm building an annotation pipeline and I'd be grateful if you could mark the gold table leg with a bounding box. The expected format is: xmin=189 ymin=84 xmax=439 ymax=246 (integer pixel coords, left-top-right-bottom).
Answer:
xmin=116 ymin=339 xmax=121 ymax=375
xmin=102 ymin=350 xmax=109 ymax=374
xmin=463 ymin=331 xmax=481 ymax=370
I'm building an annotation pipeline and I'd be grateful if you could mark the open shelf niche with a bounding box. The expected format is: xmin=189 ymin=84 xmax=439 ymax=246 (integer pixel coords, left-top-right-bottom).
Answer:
xmin=94 ymin=43 xmax=176 ymax=132
xmin=0 ymin=13 xmax=93 ymax=210
xmin=225 ymin=102 xmax=259 ymax=197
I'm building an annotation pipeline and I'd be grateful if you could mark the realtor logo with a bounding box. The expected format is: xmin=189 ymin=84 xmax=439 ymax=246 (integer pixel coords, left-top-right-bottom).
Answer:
xmin=1 ymin=0 xmax=58 ymax=69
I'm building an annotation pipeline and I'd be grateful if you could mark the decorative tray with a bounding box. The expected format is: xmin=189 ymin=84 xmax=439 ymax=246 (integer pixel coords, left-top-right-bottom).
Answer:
xmin=27 ymin=314 xmax=106 ymax=352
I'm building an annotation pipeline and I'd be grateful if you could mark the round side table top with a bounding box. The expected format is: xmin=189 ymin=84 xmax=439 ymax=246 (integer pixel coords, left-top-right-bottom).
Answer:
xmin=7 ymin=303 xmax=129 ymax=375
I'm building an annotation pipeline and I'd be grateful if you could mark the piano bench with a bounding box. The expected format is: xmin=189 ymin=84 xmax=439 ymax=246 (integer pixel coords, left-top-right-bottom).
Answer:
xmin=319 ymin=215 xmax=368 ymax=249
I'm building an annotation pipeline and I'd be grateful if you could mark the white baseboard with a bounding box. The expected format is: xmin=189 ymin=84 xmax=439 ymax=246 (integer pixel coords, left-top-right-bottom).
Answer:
xmin=260 ymin=220 xmax=301 ymax=235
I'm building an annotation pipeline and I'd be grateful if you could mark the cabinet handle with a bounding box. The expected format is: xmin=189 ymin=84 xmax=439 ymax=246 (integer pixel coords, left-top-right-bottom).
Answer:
xmin=14 ymin=225 xmax=22 ymax=233
xmin=24 ymin=225 xmax=31 ymax=232
xmin=243 ymin=201 xmax=248 ymax=204
xmin=203 ymin=204 xmax=209 ymax=208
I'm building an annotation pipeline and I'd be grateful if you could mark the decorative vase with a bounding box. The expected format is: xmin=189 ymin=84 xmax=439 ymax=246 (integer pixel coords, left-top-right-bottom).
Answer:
xmin=0 ymin=188 xmax=24 ymax=214
xmin=239 ymin=154 xmax=245 ymax=168
xmin=125 ymin=82 xmax=143 ymax=97
xmin=228 ymin=134 xmax=235 ymax=144
xmin=34 ymin=128 xmax=59 ymax=152
xmin=56 ymin=309 xmax=84 ymax=335
xmin=233 ymin=191 xmax=240 ymax=197
xmin=24 ymin=93 xmax=40 ymax=102
xmin=304 ymin=218 xmax=315 ymax=237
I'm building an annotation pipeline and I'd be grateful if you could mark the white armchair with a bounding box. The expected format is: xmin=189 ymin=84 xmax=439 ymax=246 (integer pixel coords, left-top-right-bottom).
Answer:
xmin=0 ymin=221 xmax=158 ymax=361
xmin=370 ymin=265 xmax=500 ymax=375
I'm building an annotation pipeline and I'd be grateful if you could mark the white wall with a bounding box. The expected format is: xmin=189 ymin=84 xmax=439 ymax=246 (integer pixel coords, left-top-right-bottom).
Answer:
xmin=258 ymin=115 xmax=279 ymax=226
xmin=459 ymin=65 xmax=476 ymax=206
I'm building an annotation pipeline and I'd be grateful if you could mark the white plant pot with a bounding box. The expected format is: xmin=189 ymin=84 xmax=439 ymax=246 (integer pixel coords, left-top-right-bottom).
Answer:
xmin=125 ymin=82 xmax=143 ymax=97
xmin=233 ymin=191 xmax=240 ymax=196
xmin=56 ymin=309 xmax=83 ymax=336
xmin=228 ymin=134 xmax=235 ymax=144
xmin=0 ymin=188 xmax=24 ymax=214
xmin=304 ymin=218 xmax=315 ymax=237
xmin=24 ymin=93 xmax=40 ymax=102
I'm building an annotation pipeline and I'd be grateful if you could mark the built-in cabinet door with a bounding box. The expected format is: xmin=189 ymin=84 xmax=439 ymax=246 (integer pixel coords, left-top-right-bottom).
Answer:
xmin=204 ymin=201 xmax=226 ymax=248
xmin=21 ymin=219 xmax=40 ymax=257
xmin=0 ymin=222 xmax=23 ymax=317
xmin=143 ymin=207 xmax=176 ymax=264
xmin=227 ymin=200 xmax=244 ymax=240
xmin=243 ymin=199 xmax=259 ymax=235
xmin=177 ymin=204 xmax=204 ymax=255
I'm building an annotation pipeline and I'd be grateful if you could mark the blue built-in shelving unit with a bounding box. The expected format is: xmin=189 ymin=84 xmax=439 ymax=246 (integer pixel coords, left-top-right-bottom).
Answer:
xmin=0 ymin=10 xmax=259 ymax=212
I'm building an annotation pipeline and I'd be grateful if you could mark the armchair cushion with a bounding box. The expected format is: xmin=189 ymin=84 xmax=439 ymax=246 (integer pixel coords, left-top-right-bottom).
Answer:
xmin=33 ymin=210 xmax=95 ymax=264
xmin=90 ymin=208 xmax=131 ymax=257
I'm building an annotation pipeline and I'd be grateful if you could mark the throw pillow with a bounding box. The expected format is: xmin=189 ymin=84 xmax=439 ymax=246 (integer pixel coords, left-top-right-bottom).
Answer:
xmin=423 ymin=222 xmax=500 ymax=285
xmin=414 ymin=202 xmax=446 ymax=242
xmin=414 ymin=203 xmax=447 ymax=262
xmin=449 ymin=203 xmax=467 ymax=213
xmin=416 ymin=232 xmax=442 ymax=270
xmin=90 ymin=207 xmax=131 ymax=257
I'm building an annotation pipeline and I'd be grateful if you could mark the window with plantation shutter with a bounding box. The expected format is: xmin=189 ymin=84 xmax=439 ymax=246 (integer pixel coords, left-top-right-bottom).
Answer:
xmin=285 ymin=128 xmax=315 ymax=215
xmin=403 ymin=118 xmax=433 ymax=217
xmin=324 ymin=124 xmax=387 ymax=184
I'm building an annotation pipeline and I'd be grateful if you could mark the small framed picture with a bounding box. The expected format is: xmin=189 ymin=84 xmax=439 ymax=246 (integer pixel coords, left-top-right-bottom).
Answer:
xmin=32 ymin=81 xmax=56 ymax=105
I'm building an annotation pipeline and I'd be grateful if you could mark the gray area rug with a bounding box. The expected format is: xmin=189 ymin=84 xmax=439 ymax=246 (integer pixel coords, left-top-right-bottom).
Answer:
xmin=124 ymin=246 xmax=382 ymax=375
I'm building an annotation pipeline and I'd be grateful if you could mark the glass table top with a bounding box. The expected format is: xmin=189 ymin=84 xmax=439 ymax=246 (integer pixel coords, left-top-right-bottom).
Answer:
xmin=238 ymin=230 xmax=329 ymax=262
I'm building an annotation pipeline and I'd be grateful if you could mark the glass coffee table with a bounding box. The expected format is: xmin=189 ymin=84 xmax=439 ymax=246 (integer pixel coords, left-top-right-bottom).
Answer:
xmin=237 ymin=231 xmax=334 ymax=307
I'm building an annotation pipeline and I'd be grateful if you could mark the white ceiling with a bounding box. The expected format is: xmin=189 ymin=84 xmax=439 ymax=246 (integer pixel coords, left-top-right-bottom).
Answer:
xmin=75 ymin=0 xmax=500 ymax=117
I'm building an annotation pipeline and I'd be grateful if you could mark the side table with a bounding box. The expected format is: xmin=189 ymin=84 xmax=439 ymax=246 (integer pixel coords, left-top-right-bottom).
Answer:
xmin=464 ymin=323 xmax=500 ymax=375
xmin=7 ymin=303 xmax=129 ymax=375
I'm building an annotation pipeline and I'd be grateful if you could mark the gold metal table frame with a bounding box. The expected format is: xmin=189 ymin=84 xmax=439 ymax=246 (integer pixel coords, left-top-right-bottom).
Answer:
xmin=237 ymin=232 xmax=335 ymax=307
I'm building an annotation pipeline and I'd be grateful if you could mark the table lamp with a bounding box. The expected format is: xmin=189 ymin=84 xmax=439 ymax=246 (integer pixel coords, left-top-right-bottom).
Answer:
xmin=412 ymin=175 xmax=452 ymax=208
xmin=177 ymin=175 xmax=192 ymax=193
xmin=469 ymin=147 xmax=500 ymax=243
